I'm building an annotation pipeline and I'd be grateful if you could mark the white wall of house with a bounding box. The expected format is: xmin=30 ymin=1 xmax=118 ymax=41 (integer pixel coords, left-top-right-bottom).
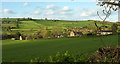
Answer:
xmin=100 ymin=32 xmax=112 ymax=35
xmin=70 ymin=32 xmax=75 ymax=36
xmin=20 ymin=36 xmax=22 ymax=40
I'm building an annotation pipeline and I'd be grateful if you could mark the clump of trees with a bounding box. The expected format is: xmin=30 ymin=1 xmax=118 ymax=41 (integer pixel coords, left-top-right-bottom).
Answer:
xmin=2 ymin=32 xmax=21 ymax=40
xmin=51 ymin=26 xmax=63 ymax=37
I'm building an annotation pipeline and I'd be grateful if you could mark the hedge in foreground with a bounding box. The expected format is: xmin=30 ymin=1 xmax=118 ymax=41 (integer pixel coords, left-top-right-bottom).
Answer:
xmin=89 ymin=46 xmax=120 ymax=62
xmin=30 ymin=46 xmax=120 ymax=63
xmin=2 ymin=46 xmax=120 ymax=64
xmin=30 ymin=51 xmax=89 ymax=63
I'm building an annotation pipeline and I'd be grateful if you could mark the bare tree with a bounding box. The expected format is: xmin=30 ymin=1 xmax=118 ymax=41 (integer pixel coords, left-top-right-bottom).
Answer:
xmin=94 ymin=0 xmax=120 ymax=47
xmin=95 ymin=0 xmax=119 ymax=31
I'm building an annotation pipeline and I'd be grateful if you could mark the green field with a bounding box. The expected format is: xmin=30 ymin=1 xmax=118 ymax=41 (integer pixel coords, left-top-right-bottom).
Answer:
xmin=2 ymin=35 xmax=118 ymax=62
xmin=3 ymin=20 xmax=109 ymax=34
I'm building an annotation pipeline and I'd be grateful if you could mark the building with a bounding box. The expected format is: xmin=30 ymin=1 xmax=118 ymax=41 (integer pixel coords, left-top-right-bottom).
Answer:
xmin=70 ymin=31 xmax=75 ymax=36
xmin=19 ymin=35 xmax=26 ymax=40
xmin=98 ymin=30 xmax=113 ymax=36
xmin=11 ymin=38 xmax=16 ymax=40
xmin=70 ymin=31 xmax=83 ymax=37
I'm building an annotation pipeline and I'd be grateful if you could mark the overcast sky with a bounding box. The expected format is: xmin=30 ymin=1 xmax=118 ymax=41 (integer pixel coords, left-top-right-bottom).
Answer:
xmin=0 ymin=1 xmax=118 ymax=22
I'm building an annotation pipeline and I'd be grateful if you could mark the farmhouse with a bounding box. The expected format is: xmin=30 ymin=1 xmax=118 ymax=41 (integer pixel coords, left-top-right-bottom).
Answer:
xmin=11 ymin=38 xmax=16 ymax=40
xmin=19 ymin=35 xmax=27 ymax=40
xmin=70 ymin=31 xmax=83 ymax=37
xmin=97 ymin=30 xmax=113 ymax=36
xmin=54 ymin=34 xmax=63 ymax=38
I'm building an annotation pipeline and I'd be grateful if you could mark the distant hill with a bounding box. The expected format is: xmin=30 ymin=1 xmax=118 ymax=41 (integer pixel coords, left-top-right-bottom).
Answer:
xmin=2 ymin=18 xmax=116 ymax=35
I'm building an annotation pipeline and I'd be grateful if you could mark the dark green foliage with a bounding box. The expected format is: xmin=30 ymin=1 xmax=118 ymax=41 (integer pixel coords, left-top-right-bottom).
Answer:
xmin=111 ymin=23 xmax=118 ymax=34
xmin=16 ymin=19 xmax=19 ymax=29
xmin=46 ymin=31 xmax=52 ymax=38
xmin=30 ymin=51 xmax=88 ymax=63
xmin=2 ymin=32 xmax=8 ymax=40
xmin=2 ymin=33 xmax=17 ymax=40
xmin=15 ymin=32 xmax=21 ymax=39
xmin=2 ymin=32 xmax=22 ymax=40
xmin=48 ymin=51 xmax=75 ymax=62
xmin=87 ymin=32 xmax=93 ymax=36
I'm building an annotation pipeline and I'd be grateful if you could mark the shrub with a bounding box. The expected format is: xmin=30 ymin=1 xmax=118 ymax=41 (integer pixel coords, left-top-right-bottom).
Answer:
xmin=89 ymin=46 xmax=120 ymax=62
xmin=2 ymin=32 xmax=17 ymax=40
xmin=48 ymin=51 xmax=75 ymax=62
xmin=30 ymin=51 xmax=89 ymax=63
xmin=2 ymin=32 xmax=8 ymax=40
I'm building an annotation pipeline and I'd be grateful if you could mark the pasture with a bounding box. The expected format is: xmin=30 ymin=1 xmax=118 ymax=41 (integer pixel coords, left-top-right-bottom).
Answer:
xmin=2 ymin=20 xmax=106 ymax=35
xmin=2 ymin=35 xmax=118 ymax=62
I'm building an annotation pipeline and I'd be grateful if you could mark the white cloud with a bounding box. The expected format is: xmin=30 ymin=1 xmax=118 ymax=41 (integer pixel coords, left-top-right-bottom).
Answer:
xmin=61 ymin=12 xmax=66 ymax=15
xmin=60 ymin=11 xmax=72 ymax=15
xmin=2 ymin=3 xmax=116 ymax=22
xmin=62 ymin=6 xmax=70 ymax=11
xmin=87 ymin=10 xmax=97 ymax=16
xmin=46 ymin=10 xmax=54 ymax=15
xmin=78 ymin=8 xmax=101 ymax=17
xmin=3 ymin=9 xmax=15 ymax=14
xmin=0 ymin=10 xmax=2 ymax=13
xmin=32 ymin=11 xmax=40 ymax=15
xmin=35 ymin=6 xmax=41 ymax=9
xmin=46 ymin=5 xmax=56 ymax=9
xmin=23 ymin=3 xmax=29 ymax=7
xmin=80 ymin=13 xmax=88 ymax=16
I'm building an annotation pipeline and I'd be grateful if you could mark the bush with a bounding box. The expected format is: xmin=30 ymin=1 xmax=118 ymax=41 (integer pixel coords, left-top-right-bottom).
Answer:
xmin=48 ymin=51 xmax=75 ymax=62
xmin=87 ymin=33 xmax=93 ymax=36
xmin=30 ymin=51 xmax=89 ymax=63
xmin=2 ymin=32 xmax=17 ymax=40
xmin=89 ymin=46 xmax=120 ymax=62
xmin=2 ymin=32 xmax=8 ymax=40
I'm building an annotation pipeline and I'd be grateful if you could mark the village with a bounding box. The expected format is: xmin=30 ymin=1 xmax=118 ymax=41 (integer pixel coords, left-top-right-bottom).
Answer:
xmin=2 ymin=1 xmax=120 ymax=62
xmin=2 ymin=17 xmax=120 ymax=40
xmin=11 ymin=25 xmax=114 ymax=40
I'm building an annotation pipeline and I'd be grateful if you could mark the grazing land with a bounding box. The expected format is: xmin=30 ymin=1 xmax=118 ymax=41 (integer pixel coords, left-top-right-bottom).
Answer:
xmin=2 ymin=18 xmax=120 ymax=62
xmin=2 ymin=35 xmax=118 ymax=62
xmin=2 ymin=18 xmax=113 ymax=35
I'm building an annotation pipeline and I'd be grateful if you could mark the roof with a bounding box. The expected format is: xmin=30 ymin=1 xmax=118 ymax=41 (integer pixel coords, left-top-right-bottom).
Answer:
xmin=99 ymin=30 xmax=113 ymax=32
xmin=73 ymin=31 xmax=83 ymax=35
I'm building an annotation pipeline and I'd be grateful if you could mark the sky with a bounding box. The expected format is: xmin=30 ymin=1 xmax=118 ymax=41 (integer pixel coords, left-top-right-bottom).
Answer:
xmin=1 ymin=0 xmax=97 ymax=2
xmin=0 ymin=1 xmax=118 ymax=22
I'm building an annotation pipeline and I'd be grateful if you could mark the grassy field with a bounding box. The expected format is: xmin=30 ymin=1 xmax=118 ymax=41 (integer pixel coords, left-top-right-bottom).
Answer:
xmin=3 ymin=20 xmax=108 ymax=34
xmin=2 ymin=35 xmax=118 ymax=62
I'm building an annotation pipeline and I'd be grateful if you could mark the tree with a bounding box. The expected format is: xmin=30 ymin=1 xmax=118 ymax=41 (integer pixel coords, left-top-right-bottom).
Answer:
xmin=111 ymin=23 xmax=118 ymax=34
xmin=40 ymin=30 xmax=48 ymax=38
xmin=98 ymin=1 xmax=120 ymax=7
xmin=96 ymin=1 xmax=120 ymax=60
xmin=51 ymin=26 xmax=63 ymax=37
xmin=95 ymin=0 xmax=119 ymax=31
xmin=15 ymin=32 xmax=21 ymax=39
xmin=2 ymin=32 xmax=7 ymax=40
xmin=30 ymin=28 xmax=33 ymax=32
xmin=16 ymin=19 xmax=19 ymax=29
xmin=46 ymin=31 xmax=52 ymax=38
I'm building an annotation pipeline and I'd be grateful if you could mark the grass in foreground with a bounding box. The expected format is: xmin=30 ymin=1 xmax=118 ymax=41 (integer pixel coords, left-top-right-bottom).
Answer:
xmin=2 ymin=35 xmax=118 ymax=62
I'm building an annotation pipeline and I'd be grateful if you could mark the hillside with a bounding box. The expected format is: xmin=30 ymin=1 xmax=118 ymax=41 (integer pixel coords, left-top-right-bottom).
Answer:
xmin=2 ymin=18 xmax=114 ymax=35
